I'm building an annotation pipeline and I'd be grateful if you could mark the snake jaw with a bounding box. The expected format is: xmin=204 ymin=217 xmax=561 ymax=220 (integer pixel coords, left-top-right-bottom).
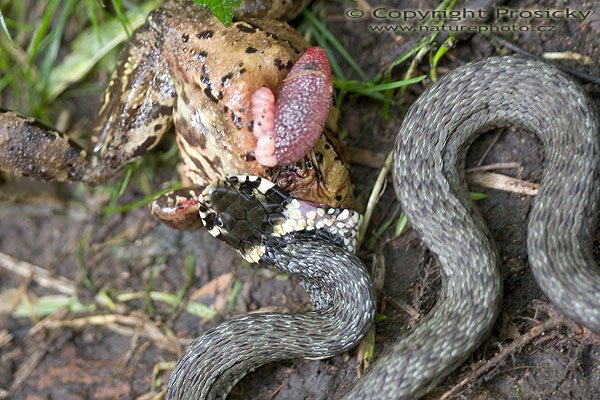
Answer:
xmin=197 ymin=174 xmax=362 ymax=263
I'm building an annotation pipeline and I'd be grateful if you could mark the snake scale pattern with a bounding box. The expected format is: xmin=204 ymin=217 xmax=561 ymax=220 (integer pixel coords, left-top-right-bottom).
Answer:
xmin=167 ymin=56 xmax=600 ymax=399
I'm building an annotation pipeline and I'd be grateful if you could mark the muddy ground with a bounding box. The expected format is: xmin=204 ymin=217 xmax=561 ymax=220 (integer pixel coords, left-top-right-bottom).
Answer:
xmin=1 ymin=0 xmax=600 ymax=399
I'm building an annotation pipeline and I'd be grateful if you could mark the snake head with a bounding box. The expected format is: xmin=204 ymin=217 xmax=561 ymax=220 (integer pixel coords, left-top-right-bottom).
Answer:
xmin=198 ymin=175 xmax=362 ymax=264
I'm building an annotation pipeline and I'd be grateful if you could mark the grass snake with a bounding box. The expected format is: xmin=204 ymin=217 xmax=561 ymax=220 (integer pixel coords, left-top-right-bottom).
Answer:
xmin=167 ymin=56 xmax=600 ymax=399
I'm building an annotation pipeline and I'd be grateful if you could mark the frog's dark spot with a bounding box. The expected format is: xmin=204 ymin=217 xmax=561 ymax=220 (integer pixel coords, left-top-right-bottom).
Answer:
xmin=221 ymin=72 xmax=234 ymax=84
xmin=324 ymin=143 xmax=331 ymax=150
xmin=315 ymin=152 xmax=324 ymax=163
xmin=273 ymin=58 xmax=287 ymax=70
xmin=223 ymin=106 xmax=229 ymax=113
xmin=315 ymin=169 xmax=323 ymax=179
xmin=245 ymin=46 xmax=258 ymax=54
xmin=180 ymin=126 xmax=207 ymax=149
xmin=200 ymin=66 xmax=210 ymax=85
xmin=243 ymin=152 xmax=256 ymax=161
xmin=265 ymin=31 xmax=302 ymax=54
xmin=248 ymin=121 xmax=254 ymax=130
xmin=158 ymin=104 xmax=172 ymax=118
xmin=217 ymin=91 xmax=223 ymax=101
xmin=182 ymin=33 xmax=189 ymax=42
xmin=334 ymin=156 xmax=341 ymax=162
xmin=200 ymin=64 xmax=208 ymax=79
xmin=132 ymin=136 xmax=157 ymax=157
xmin=207 ymin=156 xmax=223 ymax=170
xmin=335 ymin=194 xmax=343 ymax=201
xmin=265 ymin=31 xmax=280 ymax=41
xmin=138 ymin=102 xmax=171 ymax=130
xmin=231 ymin=113 xmax=242 ymax=129
xmin=204 ymin=88 xmax=219 ymax=103
xmin=187 ymin=153 xmax=206 ymax=173
xmin=236 ymin=24 xmax=256 ymax=34
xmin=305 ymin=159 xmax=314 ymax=169
xmin=193 ymin=50 xmax=207 ymax=60
xmin=239 ymin=68 xmax=246 ymax=75
xmin=154 ymin=124 xmax=163 ymax=132
xmin=197 ymin=30 xmax=214 ymax=39
xmin=201 ymin=69 xmax=215 ymax=99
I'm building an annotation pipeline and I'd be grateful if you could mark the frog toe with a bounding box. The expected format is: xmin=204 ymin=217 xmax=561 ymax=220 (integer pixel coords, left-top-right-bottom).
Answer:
xmin=150 ymin=187 xmax=204 ymax=230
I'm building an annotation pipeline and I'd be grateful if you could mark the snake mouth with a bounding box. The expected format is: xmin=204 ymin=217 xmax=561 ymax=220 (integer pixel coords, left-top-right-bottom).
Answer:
xmin=197 ymin=175 xmax=362 ymax=263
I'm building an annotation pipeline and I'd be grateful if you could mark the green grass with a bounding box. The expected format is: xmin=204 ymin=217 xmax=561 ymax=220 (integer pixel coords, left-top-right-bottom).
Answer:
xmin=1 ymin=1 xmax=166 ymax=215
xmin=192 ymin=0 xmax=241 ymax=25
xmin=1 ymin=0 xmax=177 ymax=217
xmin=300 ymin=5 xmax=429 ymax=108
xmin=0 ymin=1 xmax=152 ymax=117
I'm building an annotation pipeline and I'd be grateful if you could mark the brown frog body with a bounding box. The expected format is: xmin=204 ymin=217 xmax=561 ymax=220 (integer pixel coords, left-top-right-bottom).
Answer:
xmin=0 ymin=0 xmax=353 ymax=231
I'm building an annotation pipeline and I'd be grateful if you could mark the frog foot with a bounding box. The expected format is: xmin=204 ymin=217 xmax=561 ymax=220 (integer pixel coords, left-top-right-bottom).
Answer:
xmin=251 ymin=46 xmax=333 ymax=168
xmin=150 ymin=187 xmax=205 ymax=231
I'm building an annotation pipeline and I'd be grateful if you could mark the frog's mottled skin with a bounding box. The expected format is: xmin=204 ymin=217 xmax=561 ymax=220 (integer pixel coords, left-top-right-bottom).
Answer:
xmin=0 ymin=0 xmax=353 ymax=230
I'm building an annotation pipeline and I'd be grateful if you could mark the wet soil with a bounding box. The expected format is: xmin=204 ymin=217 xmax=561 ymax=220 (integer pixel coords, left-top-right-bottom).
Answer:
xmin=1 ymin=0 xmax=600 ymax=399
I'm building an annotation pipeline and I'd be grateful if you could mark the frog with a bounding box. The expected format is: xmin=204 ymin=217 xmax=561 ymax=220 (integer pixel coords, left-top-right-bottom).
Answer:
xmin=0 ymin=0 xmax=354 ymax=234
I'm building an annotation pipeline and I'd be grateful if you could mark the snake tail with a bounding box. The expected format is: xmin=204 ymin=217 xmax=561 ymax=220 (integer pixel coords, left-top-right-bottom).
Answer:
xmin=166 ymin=237 xmax=376 ymax=399
xmin=346 ymin=56 xmax=600 ymax=399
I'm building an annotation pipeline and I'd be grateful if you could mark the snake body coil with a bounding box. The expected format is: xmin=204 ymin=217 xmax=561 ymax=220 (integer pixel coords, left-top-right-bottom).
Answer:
xmin=168 ymin=56 xmax=600 ymax=399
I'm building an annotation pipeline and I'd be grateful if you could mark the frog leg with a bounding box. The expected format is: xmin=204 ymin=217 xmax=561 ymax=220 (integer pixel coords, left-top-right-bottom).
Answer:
xmin=150 ymin=187 xmax=205 ymax=231
xmin=0 ymin=14 xmax=175 ymax=185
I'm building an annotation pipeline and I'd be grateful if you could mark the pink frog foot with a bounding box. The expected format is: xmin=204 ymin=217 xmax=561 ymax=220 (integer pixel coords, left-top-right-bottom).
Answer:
xmin=251 ymin=46 xmax=333 ymax=167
